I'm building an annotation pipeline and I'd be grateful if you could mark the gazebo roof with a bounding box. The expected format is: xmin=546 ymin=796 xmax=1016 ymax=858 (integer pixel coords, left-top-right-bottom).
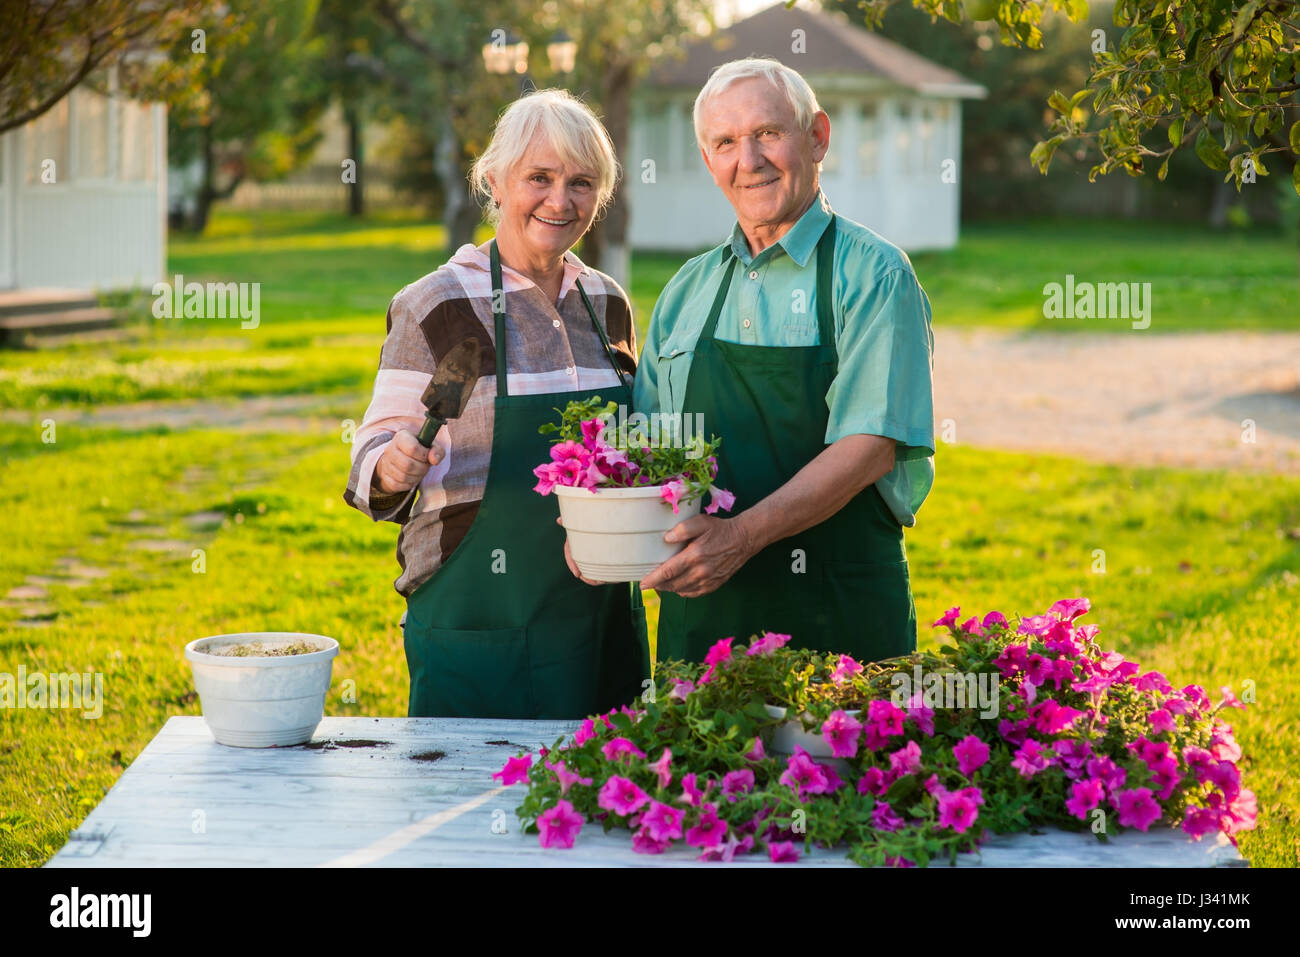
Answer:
xmin=647 ymin=1 xmax=986 ymax=99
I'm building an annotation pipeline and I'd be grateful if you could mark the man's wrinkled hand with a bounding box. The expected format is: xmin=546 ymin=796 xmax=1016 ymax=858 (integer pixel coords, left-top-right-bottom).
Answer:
xmin=639 ymin=514 xmax=756 ymax=598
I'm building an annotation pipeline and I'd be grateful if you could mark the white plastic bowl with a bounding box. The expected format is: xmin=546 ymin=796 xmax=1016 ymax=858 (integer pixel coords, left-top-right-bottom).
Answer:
xmin=764 ymin=703 xmax=862 ymax=759
xmin=184 ymin=632 xmax=339 ymax=748
xmin=554 ymin=484 xmax=702 ymax=582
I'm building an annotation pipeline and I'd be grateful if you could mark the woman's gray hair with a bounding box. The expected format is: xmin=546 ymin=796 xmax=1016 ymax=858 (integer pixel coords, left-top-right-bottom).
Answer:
xmin=692 ymin=57 xmax=823 ymax=150
xmin=469 ymin=88 xmax=621 ymax=227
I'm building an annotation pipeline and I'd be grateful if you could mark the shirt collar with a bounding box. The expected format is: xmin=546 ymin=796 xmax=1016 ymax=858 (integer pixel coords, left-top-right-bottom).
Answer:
xmin=451 ymin=242 xmax=591 ymax=300
xmin=725 ymin=190 xmax=833 ymax=268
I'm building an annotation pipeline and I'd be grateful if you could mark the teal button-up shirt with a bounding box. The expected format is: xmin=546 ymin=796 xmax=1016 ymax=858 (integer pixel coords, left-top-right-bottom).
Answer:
xmin=633 ymin=191 xmax=936 ymax=528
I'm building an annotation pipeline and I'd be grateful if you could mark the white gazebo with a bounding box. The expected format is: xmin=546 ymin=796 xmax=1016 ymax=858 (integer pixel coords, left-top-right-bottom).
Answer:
xmin=627 ymin=1 xmax=986 ymax=252
xmin=0 ymin=66 xmax=166 ymax=292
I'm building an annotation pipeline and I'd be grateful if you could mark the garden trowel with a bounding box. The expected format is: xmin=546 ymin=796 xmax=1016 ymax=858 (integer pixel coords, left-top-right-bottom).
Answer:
xmin=414 ymin=337 xmax=481 ymax=448
xmin=398 ymin=337 xmax=482 ymax=511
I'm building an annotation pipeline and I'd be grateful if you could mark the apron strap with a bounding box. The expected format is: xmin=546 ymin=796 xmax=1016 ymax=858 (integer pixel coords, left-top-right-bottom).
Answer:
xmin=575 ymin=278 xmax=632 ymax=393
xmin=490 ymin=239 xmax=509 ymax=397
xmin=815 ymin=215 xmax=837 ymax=368
xmin=698 ymin=214 xmax=837 ymax=350
xmin=489 ymin=239 xmax=628 ymax=396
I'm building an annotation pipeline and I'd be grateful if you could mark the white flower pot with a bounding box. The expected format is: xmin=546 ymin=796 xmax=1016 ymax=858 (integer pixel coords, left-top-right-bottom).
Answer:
xmin=764 ymin=703 xmax=862 ymax=759
xmin=184 ymin=632 xmax=339 ymax=748
xmin=553 ymin=484 xmax=702 ymax=583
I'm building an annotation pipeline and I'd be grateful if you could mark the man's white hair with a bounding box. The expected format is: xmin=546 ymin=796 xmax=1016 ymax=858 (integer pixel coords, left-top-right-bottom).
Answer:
xmin=692 ymin=57 xmax=823 ymax=150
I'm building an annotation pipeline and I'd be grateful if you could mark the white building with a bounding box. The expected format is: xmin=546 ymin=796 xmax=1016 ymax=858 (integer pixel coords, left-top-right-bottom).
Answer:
xmin=628 ymin=1 xmax=986 ymax=252
xmin=0 ymin=67 xmax=166 ymax=292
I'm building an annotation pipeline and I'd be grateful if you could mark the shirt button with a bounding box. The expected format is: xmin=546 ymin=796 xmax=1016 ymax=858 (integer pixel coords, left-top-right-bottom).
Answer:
xmin=748 ymin=271 xmax=758 ymax=280
xmin=742 ymin=318 xmax=751 ymax=329
xmin=565 ymin=366 xmax=575 ymax=376
xmin=552 ymin=319 xmax=561 ymax=328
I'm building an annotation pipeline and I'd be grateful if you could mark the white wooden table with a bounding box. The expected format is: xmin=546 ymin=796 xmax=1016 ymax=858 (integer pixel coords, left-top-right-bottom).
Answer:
xmin=46 ymin=717 xmax=1245 ymax=868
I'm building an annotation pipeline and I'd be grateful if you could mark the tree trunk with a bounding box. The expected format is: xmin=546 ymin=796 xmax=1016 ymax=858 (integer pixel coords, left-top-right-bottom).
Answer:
xmin=1207 ymin=178 xmax=1232 ymax=229
xmin=346 ymin=102 xmax=364 ymax=217
xmin=437 ymin=107 xmax=478 ymax=256
xmin=590 ymin=60 xmax=633 ymax=290
xmin=193 ymin=122 xmax=214 ymax=234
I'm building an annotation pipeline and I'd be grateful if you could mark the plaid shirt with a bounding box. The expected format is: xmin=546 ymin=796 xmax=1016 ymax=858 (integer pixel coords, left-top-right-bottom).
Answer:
xmin=343 ymin=243 xmax=637 ymax=600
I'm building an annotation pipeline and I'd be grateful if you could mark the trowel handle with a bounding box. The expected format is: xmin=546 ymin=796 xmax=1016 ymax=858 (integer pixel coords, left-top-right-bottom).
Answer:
xmin=416 ymin=412 xmax=445 ymax=448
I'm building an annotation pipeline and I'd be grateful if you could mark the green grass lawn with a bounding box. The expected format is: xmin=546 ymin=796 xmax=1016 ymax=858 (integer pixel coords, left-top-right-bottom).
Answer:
xmin=1 ymin=209 xmax=1297 ymax=868
xmin=1 ymin=211 xmax=1296 ymax=410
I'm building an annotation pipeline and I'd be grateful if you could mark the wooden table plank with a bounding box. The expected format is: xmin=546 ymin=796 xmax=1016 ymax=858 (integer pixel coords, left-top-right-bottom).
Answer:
xmin=45 ymin=717 xmax=1244 ymax=868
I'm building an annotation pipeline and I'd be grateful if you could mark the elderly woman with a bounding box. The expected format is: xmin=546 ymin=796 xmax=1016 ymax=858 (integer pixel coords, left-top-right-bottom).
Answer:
xmin=343 ymin=89 xmax=648 ymax=719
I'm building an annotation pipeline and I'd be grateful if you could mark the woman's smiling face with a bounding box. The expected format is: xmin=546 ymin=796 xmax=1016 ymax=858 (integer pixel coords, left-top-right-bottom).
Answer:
xmin=491 ymin=132 xmax=599 ymax=262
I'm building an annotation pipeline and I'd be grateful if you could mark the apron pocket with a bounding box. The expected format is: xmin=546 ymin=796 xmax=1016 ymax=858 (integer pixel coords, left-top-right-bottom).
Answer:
xmin=404 ymin=624 xmax=534 ymax=719
xmin=821 ymin=559 xmax=916 ymax=663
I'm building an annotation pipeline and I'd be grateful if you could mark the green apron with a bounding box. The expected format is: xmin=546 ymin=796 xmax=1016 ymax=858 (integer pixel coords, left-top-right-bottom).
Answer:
xmin=656 ymin=215 xmax=917 ymax=665
xmin=402 ymin=240 xmax=650 ymax=718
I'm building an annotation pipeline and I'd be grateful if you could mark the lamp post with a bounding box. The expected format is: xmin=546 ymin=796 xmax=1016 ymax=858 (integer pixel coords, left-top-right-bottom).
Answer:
xmin=546 ymin=30 xmax=577 ymax=77
xmin=482 ymin=29 xmax=533 ymax=93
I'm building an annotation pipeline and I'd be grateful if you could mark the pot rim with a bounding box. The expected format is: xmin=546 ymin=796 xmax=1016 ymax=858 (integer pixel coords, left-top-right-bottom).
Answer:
xmin=185 ymin=632 xmax=339 ymax=667
xmin=552 ymin=483 xmax=682 ymax=499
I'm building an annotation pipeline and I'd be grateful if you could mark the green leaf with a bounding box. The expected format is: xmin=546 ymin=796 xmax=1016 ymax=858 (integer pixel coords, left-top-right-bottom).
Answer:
xmin=1157 ymin=156 xmax=1171 ymax=182
xmin=1048 ymin=90 xmax=1072 ymax=115
xmin=1168 ymin=116 xmax=1184 ymax=147
xmin=1232 ymin=0 xmax=1260 ymax=41
xmin=1195 ymin=126 xmax=1229 ymax=171
xmin=1290 ymin=120 xmax=1300 ymax=156
xmin=1292 ymin=162 xmax=1300 ymax=199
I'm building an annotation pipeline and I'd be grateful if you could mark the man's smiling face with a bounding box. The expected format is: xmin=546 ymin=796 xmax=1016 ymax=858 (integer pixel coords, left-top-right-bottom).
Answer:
xmin=697 ymin=76 xmax=829 ymax=240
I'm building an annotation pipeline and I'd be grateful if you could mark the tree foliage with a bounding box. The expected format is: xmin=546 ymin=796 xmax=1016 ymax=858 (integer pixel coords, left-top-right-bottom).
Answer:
xmin=853 ymin=0 xmax=1300 ymax=196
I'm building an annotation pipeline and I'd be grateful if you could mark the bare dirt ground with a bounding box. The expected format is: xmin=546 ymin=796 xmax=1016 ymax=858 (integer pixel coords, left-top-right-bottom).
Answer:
xmin=7 ymin=329 xmax=1300 ymax=474
xmin=932 ymin=328 xmax=1300 ymax=474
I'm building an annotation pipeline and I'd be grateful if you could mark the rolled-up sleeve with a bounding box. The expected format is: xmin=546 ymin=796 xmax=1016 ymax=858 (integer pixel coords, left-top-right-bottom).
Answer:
xmin=343 ymin=293 xmax=435 ymax=523
xmin=824 ymin=266 xmax=935 ymax=458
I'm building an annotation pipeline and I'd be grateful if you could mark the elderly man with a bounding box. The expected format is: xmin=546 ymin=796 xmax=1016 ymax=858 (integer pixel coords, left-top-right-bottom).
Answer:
xmin=635 ymin=57 xmax=936 ymax=666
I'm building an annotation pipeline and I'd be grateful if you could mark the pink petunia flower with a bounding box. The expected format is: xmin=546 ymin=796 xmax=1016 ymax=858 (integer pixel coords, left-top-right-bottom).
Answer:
xmin=545 ymin=760 xmax=593 ymax=796
xmin=982 ymin=610 xmax=1009 ymax=629
xmin=1135 ymin=670 xmax=1173 ymax=694
xmin=937 ymin=787 xmax=984 ymax=833
xmin=722 ymin=769 xmax=755 ymax=801
xmin=492 ymin=754 xmax=532 ymax=786
xmin=1181 ymin=806 xmax=1222 ymax=840
xmin=597 ymin=776 xmax=650 ymax=817
xmin=698 ymin=832 xmax=755 ymax=862
xmin=1147 ymin=708 xmax=1177 ymax=734
xmin=743 ymin=737 xmax=766 ymax=762
xmin=768 ymin=840 xmax=800 ymax=863
xmin=872 ymin=801 xmax=906 ymax=832
xmin=649 ymin=748 xmax=673 ymax=790
xmin=640 ymin=800 xmax=685 ymax=843
xmin=1115 ymin=787 xmax=1163 ymax=831
xmin=831 ymin=654 xmax=864 ymax=685
xmin=746 ymin=631 xmax=791 ymax=656
xmin=685 ymin=802 xmax=728 ymax=848
xmin=932 ymin=606 xmax=962 ymax=629
xmin=953 ymin=735 xmax=990 ymax=776
xmin=678 ymin=772 xmax=712 ymax=808
xmin=888 ymin=740 xmax=923 ymax=777
xmin=602 ymin=737 xmax=647 ymax=762
xmin=704 ymin=486 xmax=736 ymax=515
xmin=698 ymin=636 xmax=735 ymax=685
xmin=821 ymin=709 xmax=863 ymax=759
xmin=537 ymin=799 xmax=584 ymax=848
xmin=660 ymin=478 xmax=687 ymax=514
xmin=857 ymin=767 xmax=887 ymax=796
xmin=1047 ymin=597 xmax=1091 ymax=622
xmin=669 ymin=679 xmax=695 ymax=701
xmin=904 ymin=691 xmax=935 ymax=737
xmin=1010 ymin=739 xmax=1055 ymax=778
xmin=631 ymin=827 xmax=671 ymax=854
xmin=1065 ymin=779 xmax=1105 ymax=820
